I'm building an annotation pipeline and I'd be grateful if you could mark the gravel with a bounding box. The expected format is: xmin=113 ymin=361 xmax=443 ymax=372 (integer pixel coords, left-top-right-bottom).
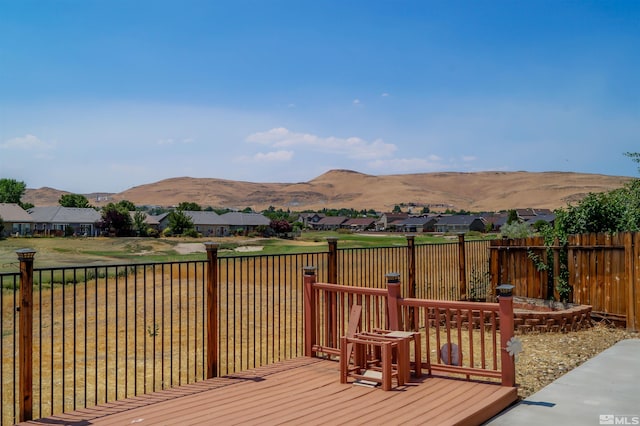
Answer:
xmin=515 ymin=322 xmax=638 ymax=398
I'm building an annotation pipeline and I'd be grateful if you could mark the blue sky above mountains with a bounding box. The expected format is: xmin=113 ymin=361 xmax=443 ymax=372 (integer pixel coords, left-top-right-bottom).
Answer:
xmin=1 ymin=1 xmax=638 ymax=192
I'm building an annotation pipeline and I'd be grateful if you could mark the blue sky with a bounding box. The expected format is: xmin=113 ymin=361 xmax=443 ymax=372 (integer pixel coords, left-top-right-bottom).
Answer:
xmin=1 ymin=1 xmax=639 ymax=193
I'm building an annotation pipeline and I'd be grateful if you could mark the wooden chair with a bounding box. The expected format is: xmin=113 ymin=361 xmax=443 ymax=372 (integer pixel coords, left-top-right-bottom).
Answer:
xmin=340 ymin=333 xmax=404 ymax=390
xmin=340 ymin=305 xmax=407 ymax=391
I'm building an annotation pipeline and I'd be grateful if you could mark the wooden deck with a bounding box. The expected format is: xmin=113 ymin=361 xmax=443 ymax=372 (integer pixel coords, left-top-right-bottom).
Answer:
xmin=24 ymin=357 xmax=517 ymax=426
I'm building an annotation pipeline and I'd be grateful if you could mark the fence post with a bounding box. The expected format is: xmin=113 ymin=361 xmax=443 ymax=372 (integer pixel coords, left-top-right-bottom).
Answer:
xmin=406 ymin=235 xmax=416 ymax=329
xmin=458 ymin=234 xmax=467 ymax=301
xmin=552 ymin=237 xmax=561 ymax=301
xmin=205 ymin=242 xmax=219 ymax=379
xmin=303 ymin=266 xmax=317 ymax=357
xmin=497 ymin=286 xmax=515 ymax=387
xmin=386 ymin=273 xmax=402 ymax=330
xmin=625 ymin=233 xmax=637 ymax=331
xmin=17 ymin=248 xmax=36 ymax=422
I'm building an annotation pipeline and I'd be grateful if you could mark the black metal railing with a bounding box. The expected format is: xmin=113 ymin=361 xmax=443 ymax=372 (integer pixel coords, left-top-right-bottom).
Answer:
xmin=1 ymin=236 xmax=490 ymax=425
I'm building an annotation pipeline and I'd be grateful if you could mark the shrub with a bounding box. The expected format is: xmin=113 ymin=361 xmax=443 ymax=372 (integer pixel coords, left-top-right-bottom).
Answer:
xmin=182 ymin=229 xmax=200 ymax=238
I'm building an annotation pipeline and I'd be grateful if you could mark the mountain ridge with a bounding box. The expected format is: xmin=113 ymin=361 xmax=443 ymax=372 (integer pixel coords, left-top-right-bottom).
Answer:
xmin=23 ymin=170 xmax=633 ymax=212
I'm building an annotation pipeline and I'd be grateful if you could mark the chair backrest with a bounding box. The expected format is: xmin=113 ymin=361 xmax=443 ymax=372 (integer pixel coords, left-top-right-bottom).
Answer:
xmin=344 ymin=304 xmax=362 ymax=361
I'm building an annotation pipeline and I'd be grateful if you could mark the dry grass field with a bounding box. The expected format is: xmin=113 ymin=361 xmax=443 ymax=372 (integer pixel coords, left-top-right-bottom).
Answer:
xmin=24 ymin=169 xmax=632 ymax=212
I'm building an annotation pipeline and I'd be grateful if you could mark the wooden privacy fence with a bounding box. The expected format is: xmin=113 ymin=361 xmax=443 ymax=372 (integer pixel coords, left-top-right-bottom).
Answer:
xmin=490 ymin=232 xmax=640 ymax=331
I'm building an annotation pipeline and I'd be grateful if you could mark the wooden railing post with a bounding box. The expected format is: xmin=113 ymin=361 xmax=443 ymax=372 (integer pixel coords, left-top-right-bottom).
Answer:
xmin=458 ymin=234 xmax=467 ymax=301
xmin=303 ymin=266 xmax=317 ymax=357
xmin=498 ymin=287 xmax=515 ymax=387
xmin=205 ymin=242 xmax=219 ymax=379
xmin=17 ymin=248 xmax=36 ymax=422
xmin=326 ymin=238 xmax=338 ymax=347
xmin=406 ymin=235 xmax=416 ymax=329
xmin=386 ymin=273 xmax=402 ymax=331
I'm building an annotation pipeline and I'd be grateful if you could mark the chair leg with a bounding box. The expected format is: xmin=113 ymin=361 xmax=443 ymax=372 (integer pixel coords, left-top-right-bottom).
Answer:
xmin=381 ymin=342 xmax=392 ymax=391
xmin=413 ymin=332 xmax=422 ymax=377
xmin=339 ymin=336 xmax=348 ymax=384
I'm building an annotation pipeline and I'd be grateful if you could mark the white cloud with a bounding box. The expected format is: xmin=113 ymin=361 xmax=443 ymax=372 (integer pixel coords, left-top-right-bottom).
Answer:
xmin=353 ymin=99 xmax=361 ymax=105
xmin=462 ymin=156 xmax=477 ymax=162
xmin=1 ymin=134 xmax=53 ymax=151
xmin=381 ymin=93 xmax=390 ymax=97
xmin=253 ymin=150 xmax=294 ymax=162
xmin=246 ymin=128 xmax=396 ymax=160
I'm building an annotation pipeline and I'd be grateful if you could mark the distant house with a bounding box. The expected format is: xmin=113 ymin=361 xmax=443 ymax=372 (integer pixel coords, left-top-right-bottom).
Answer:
xmin=158 ymin=211 xmax=225 ymax=236
xmin=516 ymin=208 xmax=554 ymax=222
xmin=433 ymin=215 xmax=486 ymax=233
xmin=158 ymin=211 xmax=270 ymax=236
xmin=220 ymin=212 xmax=271 ymax=235
xmin=376 ymin=213 xmax=409 ymax=231
xmin=315 ymin=216 xmax=349 ymax=231
xmin=343 ymin=217 xmax=376 ymax=232
xmin=0 ymin=203 xmax=33 ymax=237
xmin=525 ymin=214 xmax=556 ymax=227
xmin=482 ymin=213 xmax=509 ymax=232
xmin=129 ymin=211 xmax=161 ymax=232
xmin=298 ymin=213 xmax=326 ymax=229
xmin=28 ymin=206 xmax=101 ymax=236
xmin=397 ymin=216 xmax=438 ymax=233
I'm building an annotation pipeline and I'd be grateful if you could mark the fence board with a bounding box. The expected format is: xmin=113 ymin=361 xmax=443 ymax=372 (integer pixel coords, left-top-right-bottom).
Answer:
xmin=492 ymin=232 xmax=638 ymax=329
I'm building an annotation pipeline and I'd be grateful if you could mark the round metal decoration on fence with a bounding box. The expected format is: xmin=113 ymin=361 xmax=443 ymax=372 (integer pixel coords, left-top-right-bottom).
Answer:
xmin=440 ymin=343 xmax=462 ymax=366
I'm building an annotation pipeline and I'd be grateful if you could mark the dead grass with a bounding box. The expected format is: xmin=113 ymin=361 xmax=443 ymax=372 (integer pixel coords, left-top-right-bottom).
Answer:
xmin=24 ymin=170 xmax=631 ymax=212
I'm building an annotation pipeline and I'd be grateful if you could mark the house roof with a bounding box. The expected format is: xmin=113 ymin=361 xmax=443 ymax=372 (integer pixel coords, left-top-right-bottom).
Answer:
xmin=298 ymin=213 xmax=326 ymax=220
xmin=380 ymin=213 xmax=409 ymax=221
xmin=28 ymin=206 xmax=101 ymax=223
xmin=0 ymin=203 xmax=33 ymax=222
xmin=526 ymin=214 xmax=556 ymax=223
xmin=184 ymin=211 xmax=225 ymax=225
xmin=316 ymin=216 xmax=349 ymax=226
xmin=343 ymin=218 xmax=376 ymax=227
xmin=435 ymin=215 xmax=484 ymax=226
xmin=399 ymin=216 xmax=437 ymax=226
xmin=220 ymin=212 xmax=270 ymax=226
xmin=483 ymin=214 xmax=509 ymax=227
xmin=129 ymin=211 xmax=160 ymax=225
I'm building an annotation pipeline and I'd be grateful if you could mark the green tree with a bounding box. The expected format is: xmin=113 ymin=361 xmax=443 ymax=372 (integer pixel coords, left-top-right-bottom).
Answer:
xmin=506 ymin=210 xmax=519 ymax=225
xmin=177 ymin=202 xmax=201 ymax=211
xmin=392 ymin=205 xmax=402 ymax=213
xmin=167 ymin=209 xmax=194 ymax=235
xmin=0 ymin=178 xmax=27 ymax=205
xmin=59 ymin=193 xmax=92 ymax=208
xmin=117 ymin=199 xmax=137 ymax=211
xmin=554 ymin=180 xmax=640 ymax=236
xmin=500 ymin=221 xmax=532 ymax=238
xmin=133 ymin=211 xmax=148 ymax=236
xmin=0 ymin=216 xmax=5 ymax=238
xmin=98 ymin=203 xmax=133 ymax=236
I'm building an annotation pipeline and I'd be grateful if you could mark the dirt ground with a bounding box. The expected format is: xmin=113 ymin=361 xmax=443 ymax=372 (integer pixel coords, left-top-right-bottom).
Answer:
xmin=514 ymin=322 xmax=638 ymax=398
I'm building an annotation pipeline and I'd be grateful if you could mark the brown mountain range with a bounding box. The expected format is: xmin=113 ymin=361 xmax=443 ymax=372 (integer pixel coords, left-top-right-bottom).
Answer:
xmin=24 ymin=170 xmax=632 ymax=212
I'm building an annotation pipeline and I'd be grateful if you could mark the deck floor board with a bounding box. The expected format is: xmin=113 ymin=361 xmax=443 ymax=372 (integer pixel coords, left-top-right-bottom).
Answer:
xmin=23 ymin=357 xmax=517 ymax=426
